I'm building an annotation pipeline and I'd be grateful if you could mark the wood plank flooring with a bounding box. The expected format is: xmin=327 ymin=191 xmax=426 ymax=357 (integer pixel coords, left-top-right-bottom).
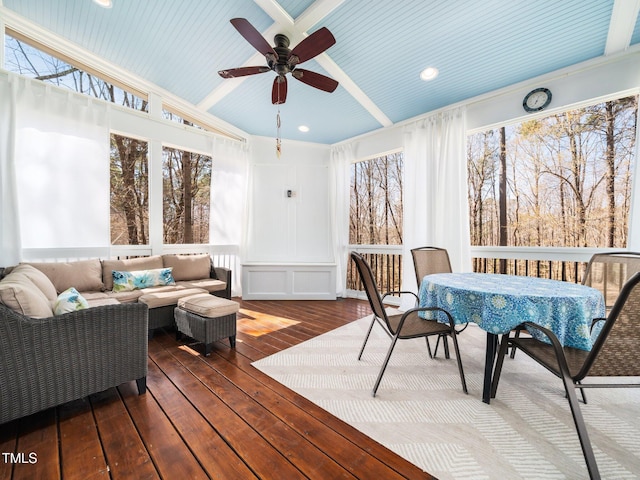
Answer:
xmin=0 ymin=298 xmax=435 ymax=480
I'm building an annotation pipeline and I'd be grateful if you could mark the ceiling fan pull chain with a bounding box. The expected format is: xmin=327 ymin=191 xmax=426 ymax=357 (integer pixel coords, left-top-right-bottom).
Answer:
xmin=276 ymin=107 xmax=282 ymax=158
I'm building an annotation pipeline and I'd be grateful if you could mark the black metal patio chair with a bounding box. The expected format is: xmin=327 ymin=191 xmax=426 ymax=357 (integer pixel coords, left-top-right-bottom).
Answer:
xmin=490 ymin=271 xmax=640 ymax=480
xmin=411 ymin=246 xmax=467 ymax=359
xmin=351 ymin=251 xmax=468 ymax=397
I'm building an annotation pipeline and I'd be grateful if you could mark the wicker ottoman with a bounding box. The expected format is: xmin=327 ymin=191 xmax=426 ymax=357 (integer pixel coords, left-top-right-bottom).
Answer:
xmin=174 ymin=293 xmax=239 ymax=356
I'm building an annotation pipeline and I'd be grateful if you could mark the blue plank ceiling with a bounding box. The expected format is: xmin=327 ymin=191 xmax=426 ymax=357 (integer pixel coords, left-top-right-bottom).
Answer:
xmin=2 ymin=0 xmax=638 ymax=144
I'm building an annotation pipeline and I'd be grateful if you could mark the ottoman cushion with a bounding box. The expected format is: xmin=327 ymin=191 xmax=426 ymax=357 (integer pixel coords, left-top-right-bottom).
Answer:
xmin=177 ymin=293 xmax=239 ymax=317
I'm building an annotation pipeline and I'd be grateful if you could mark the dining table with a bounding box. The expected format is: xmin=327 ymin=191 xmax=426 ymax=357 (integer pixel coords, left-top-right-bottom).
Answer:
xmin=418 ymin=272 xmax=606 ymax=403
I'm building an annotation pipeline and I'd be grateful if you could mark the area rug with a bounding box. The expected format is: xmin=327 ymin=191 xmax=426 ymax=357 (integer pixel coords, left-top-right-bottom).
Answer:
xmin=252 ymin=314 xmax=640 ymax=480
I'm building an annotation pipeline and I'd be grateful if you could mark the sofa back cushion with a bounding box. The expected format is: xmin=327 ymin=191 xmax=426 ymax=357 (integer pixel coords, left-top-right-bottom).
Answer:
xmin=162 ymin=254 xmax=211 ymax=281
xmin=0 ymin=269 xmax=54 ymax=318
xmin=102 ymin=255 xmax=163 ymax=291
xmin=11 ymin=264 xmax=58 ymax=302
xmin=24 ymin=259 xmax=104 ymax=294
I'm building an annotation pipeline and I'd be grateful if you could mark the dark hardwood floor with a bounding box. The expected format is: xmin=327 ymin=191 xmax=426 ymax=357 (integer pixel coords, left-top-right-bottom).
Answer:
xmin=0 ymin=298 xmax=435 ymax=480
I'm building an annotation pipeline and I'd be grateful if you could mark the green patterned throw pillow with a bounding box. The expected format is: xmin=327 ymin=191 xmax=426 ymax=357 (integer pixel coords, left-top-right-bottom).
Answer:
xmin=112 ymin=267 xmax=175 ymax=292
xmin=54 ymin=287 xmax=89 ymax=315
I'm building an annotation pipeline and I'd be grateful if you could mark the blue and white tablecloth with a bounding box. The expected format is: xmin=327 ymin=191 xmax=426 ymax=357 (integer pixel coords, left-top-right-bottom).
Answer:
xmin=418 ymin=273 xmax=605 ymax=351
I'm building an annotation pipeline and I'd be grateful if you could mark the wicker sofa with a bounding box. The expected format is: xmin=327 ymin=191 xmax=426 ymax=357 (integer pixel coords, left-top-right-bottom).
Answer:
xmin=1 ymin=253 xmax=232 ymax=336
xmin=0 ymin=253 xmax=231 ymax=424
xmin=0 ymin=301 xmax=148 ymax=425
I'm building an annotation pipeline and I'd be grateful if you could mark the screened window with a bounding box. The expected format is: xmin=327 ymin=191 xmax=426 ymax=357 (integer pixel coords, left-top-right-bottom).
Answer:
xmin=163 ymin=147 xmax=211 ymax=244
xmin=349 ymin=152 xmax=404 ymax=245
xmin=4 ymin=33 xmax=148 ymax=111
xmin=110 ymin=134 xmax=149 ymax=245
xmin=467 ymin=96 xmax=637 ymax=249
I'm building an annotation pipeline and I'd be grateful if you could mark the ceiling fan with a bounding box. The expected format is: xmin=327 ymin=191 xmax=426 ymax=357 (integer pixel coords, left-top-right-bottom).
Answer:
xmin=218 ymin=18 xmax=339 ymax=105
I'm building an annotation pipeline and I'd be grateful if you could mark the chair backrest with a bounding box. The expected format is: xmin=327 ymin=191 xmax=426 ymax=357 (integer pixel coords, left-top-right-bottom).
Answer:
xmin=350 ymin=252 xmax=391 ymax=327
xmin=582 ymin=271 xmax=640 ymax=378
xmin=583 ymin=252 xmax=640 ymax=309
xmin=411 ymin=247 xmax=452 ymax=286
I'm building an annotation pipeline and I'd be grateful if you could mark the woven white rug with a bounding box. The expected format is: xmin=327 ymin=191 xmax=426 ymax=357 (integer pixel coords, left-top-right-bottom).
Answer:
xmin=252 ymin=314 xmax=640 ymax=480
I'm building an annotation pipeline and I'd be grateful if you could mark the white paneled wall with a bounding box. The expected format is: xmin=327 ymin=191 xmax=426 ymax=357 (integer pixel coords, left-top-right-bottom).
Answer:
xmin=246 ymin=137 xmax=332 ymax=263
xmin=243 ymin=137 xmax=336 ymax=299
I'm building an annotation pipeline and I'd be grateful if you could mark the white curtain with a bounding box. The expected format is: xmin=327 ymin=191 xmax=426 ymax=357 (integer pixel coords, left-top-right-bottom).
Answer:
xmin=12 ymin=75 xmax=109 ymax=250
xmin=401 ymin=106 xmax=472 ymax=308
xmin=627 ymin=105 xmax=640 ymax=251
xmin=0 ymin=73 xmax=21 ymax=266
xmin=211 ymin=137 xmax=249 ymax=296
xmin=330 ymin=143 xmax=353 ymax=297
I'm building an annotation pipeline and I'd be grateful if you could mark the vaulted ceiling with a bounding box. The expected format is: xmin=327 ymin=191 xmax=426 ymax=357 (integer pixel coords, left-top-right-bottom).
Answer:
xmin=2 ymin=0 xmax=640 ymax=144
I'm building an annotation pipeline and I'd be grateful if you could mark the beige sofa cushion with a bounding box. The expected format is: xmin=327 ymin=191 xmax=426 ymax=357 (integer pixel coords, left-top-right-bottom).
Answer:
xmin=163 ymin=254 xmax=211 ymax=281
xmin=138 ymin=287 xmax=208 ymax=309
xmin=177 ymin=293 xmax=239 ymax=317
xmin=106 ymin=290 xmax=144 ymax=303
xmin=24 ymin=259 xmax=104 ymax=294
xmin=102 ymin=255 xmax=163 ymax=291
xmin=176 ymin=279 xmax=226 ymax=293
xmin=0 ymin=270 xmax=54 ymax=318
xmin=11 ymin=264 xmax=58 ymax=302
xmin=86 ymin=298 xmax=121 ymax=308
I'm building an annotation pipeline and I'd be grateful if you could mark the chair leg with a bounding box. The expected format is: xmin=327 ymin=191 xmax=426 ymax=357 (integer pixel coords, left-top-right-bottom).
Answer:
xmin=433 ymin=335 xmax=441 ymax=357
xmin=509 ymin=329 xmax=521 ymax=358
xmin=562 ymin=376 xmax=600 ymax=479
xmin=490 ymin=334 xmax=511 ymax=398
xmin=449 ymin=333 xmax=468 ymax=394
xmin=358 ymin=316 xmax=378 ymax=360
xmin=577 ymin=380 xmax=588 ymax=404
xmin=443 ymin=335 xmax=451 ymax=359
xmin=372 ymin=334 xmax=400 ymax=397
xmin=425 ymin=336 xmax=434 ymax=359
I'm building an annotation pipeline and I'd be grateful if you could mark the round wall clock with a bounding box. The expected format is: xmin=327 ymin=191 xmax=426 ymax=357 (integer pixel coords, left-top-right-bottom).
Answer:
xmin=523 ymin=87 xmax=552 ymax=112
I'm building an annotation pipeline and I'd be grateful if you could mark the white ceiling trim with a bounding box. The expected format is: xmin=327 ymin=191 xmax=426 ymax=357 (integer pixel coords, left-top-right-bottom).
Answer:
xmin=605 ymin=0 xmax=640 ymax=55
xmin=295 ymin=0 xmax=345 ymax=32
xmin=253 ymin=0 xmax=294 ymax=26
xmin=315 ymin=53 xmax=392 ymax=128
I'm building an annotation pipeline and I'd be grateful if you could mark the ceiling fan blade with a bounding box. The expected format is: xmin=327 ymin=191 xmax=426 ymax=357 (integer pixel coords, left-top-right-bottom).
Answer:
xmin=272 ymin=76 xmax=288 ymax=105
xmin=218 ymin=66 xmax=271 ymax=78
xmin=292 ymin=69 xmax=339 ymax=93
xmin=230 ymin=18 xmax=277 ymax=59
xmin=289 ymin=27 xmax=335 ymax=66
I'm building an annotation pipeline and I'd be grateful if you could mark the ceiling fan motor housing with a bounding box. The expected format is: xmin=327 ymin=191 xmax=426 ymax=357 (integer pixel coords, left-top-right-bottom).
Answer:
xmin=271 ymin=34 xmax=294 ymax=75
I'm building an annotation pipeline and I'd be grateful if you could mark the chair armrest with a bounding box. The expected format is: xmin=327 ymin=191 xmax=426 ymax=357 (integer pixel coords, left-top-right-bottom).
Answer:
xmin=590 ymin=317 xmax=606 ymax=331
xmin=381 ymin=290 xmax=419 ymax=303
xmin=403 ymin=306 xmax=457 ymax=329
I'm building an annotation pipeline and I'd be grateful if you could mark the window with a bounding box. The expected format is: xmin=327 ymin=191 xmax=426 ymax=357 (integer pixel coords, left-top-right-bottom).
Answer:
xmin=349 ymin=152 xmax=404 ymax=245
xmin=162 ymin=108 xmax=205 ymax=130
xmin=110 ymin=134 xmax=149 ymax=245
xmin=4 ymin=33 xmax=147 ymax=111
xmin=163 ymin=147 xmax=211 ymax=244
xmin=348 ymin=152 xmax=404 ymax=294
xmin=467 ymin=96 xmax=637 ymax=249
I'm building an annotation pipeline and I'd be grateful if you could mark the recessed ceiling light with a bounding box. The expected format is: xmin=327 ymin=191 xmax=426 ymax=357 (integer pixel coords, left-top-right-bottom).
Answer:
xmin=298 ymin=125 xmax=310 ymax=132
xmin=420 ymin=67 xmax=439 ymax=81
xmin=92 ymin=0 xmax=113 ymax=8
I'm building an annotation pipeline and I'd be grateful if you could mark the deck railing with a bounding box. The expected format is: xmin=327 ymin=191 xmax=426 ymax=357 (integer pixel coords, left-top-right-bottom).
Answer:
xmin=347 ymin=245 xmax=404 ymax=296
xmin=19 ymin=244 xmax=240 ymax=271
xmin=347 ymin=245 xmax=618 ymax=301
